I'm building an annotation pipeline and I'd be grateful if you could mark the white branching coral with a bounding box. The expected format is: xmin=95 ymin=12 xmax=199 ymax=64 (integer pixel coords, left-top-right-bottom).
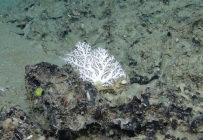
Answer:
xmin=61 ymin=42 xmax=126 ymax=87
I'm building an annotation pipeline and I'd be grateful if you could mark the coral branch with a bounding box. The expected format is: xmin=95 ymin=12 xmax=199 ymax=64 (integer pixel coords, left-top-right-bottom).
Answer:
xmin=61 ymin=42 xmax=126 ymax=87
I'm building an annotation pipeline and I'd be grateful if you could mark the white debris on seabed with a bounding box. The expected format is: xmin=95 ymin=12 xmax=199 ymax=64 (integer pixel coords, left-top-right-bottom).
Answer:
xmin=0 ymin=87 xmax=5 ymax=92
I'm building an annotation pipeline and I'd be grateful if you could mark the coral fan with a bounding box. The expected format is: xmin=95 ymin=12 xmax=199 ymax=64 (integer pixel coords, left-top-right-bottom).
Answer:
xmin=61 ymin=42 xmax=126 ymax=88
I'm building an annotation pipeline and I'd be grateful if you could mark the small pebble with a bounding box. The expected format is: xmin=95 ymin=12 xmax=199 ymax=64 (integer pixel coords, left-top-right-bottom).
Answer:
xmin=175 ymin=38 xmax=179 ymax=42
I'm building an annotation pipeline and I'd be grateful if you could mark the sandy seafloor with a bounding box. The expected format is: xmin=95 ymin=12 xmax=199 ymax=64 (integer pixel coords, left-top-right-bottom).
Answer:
xmin=1 ymin=0 xmax=203 ymax=139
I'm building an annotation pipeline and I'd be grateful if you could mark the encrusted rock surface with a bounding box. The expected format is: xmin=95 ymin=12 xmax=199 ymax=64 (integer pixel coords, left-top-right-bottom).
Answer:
xmin=23 ymin=62 xmax=203 ymax=139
